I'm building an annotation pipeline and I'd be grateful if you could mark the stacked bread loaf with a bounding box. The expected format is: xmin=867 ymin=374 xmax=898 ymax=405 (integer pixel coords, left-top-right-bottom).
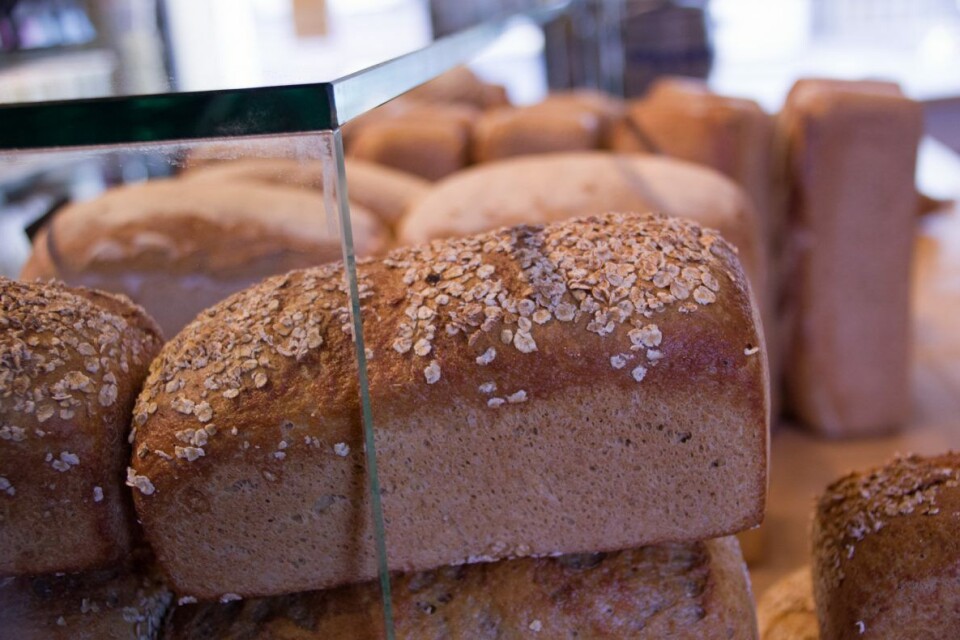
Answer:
xmin=90 ymin=211 xmax=766 ymax=636
xmin=0 ymin=277 xmax=171 ymax=637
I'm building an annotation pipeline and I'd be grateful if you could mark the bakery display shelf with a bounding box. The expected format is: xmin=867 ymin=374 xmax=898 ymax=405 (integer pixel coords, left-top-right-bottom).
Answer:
xmin=0 ymin=4 xmax=570 ymax=637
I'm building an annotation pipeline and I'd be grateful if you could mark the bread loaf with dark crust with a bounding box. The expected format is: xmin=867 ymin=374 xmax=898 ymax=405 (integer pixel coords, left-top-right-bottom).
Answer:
xmin=164 ymin=537 xmax=757 ymax=639
xmin=0 ymin=563 xmax=171 ymax=639
xmin=812 ymin=454 xmax=960 ymax=639
xmin=19 ymin=179 xmax=388 ymax=337
xmin=779 ymin=79 xmax=921 ymax=436
xmin=129 ymin=211 xmax=768 ymax=600
xmin=0 ymin=278 xmax=163 ymax=575
xmin=757 ymin=567 xmax=818 ymax=640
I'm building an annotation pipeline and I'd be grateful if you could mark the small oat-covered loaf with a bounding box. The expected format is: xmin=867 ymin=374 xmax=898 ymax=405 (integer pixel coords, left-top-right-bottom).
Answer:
xmin=20 ymin=179 xmax=388 ymax=337
xmin=0 ymin=278 xmax=163 ymax=575
xmin=165 ymin=537 xmax=757 ymax=639
xmin=812 ymin=454 xmax=960 ymax=639
xmin=0 ymin=564 xmax=171 ymax=639
xmin=780 ymin=79 xmax=922 ymax=436
xmin=182 ymin=157 xmax=430 ymax=227
xmin=757 ymin=568 xmax=818 ymax=640
xmin=130 ymin=211 xmax=768 ymax=599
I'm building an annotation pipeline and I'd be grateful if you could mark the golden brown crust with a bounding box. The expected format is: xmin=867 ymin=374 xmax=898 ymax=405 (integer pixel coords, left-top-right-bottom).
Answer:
xmin=181 ymin=157 xmax=429 ymax=227
xmin=0 ymin=278 xmax=163 ymax=575
xmin=471 ymin=103 xmax=604 ymax=163
xmin=757 ymin=568 xmax=818 ymax=640
xmin=780 ymin=79 xmax=922 ymax=436
xmin=812 ymin=453 xmax=960 ymax=639
xmin=130 ymin=211 xmax=767 ymax=599
xmin=41 ymin=179 xmax=386 ymax=276
xmin=164 ymin=537 xmax=757 ymax=639
xmin=0 ymin=564 xmax=171 ymax=639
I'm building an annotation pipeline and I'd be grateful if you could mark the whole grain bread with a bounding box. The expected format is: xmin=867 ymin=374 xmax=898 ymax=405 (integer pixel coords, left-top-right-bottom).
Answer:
xmin=19 ymin=179 xmax=388 ymax=337
xmin=164 ymin=537 xmax=757 ymax=639
xmin=0 ymin=563 xmax=171 ymax=639
xmin=779 ymin=79 xmax=922 ymax=436
xmin=757 ymin=567 xmax=818 ymax=640
xmin=0 ymin=278 xmax=163 ymax=575
xmin=812 ymin=453 xmax=960 ymax=639
xmin=129 ymin=211 xmax=768 ymax=600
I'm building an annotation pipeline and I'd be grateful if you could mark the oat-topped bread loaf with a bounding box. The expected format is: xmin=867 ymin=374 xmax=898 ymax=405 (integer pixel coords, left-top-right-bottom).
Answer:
xmin=398 ymin=152 xmax=773 ymax=397
xmin=19 ymin=179 xmax=388 ymax=337
xmin=812 ymin=454 xmax=960 ymax=639
xmin=757 ymin=568 xmax=818 ymax=640
xmin=165 ymin=537 xmax=757 ymax=639
xmin=0 ymin=563 xmax=171 ymax=639
xmin=779 ymin=79 xmax=922 ymax=437
xmin=129 ymin=211 xmax=768 ymax=600
xmin=0 ymin=278 xmax=163 ymax=575
xmin=181 ymin=157 xmax=429 ymax=227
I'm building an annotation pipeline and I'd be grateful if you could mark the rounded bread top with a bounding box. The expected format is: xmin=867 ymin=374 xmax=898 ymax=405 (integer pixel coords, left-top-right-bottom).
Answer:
xmin=398 ymin=152 xmax=750 ymax=245
xmin=46 ymin=179 xmax=387 ymax=274
xmin=814 ymin=453 xmax=960 ymax=593
xmin=0 ymin=277 xmax=163 ymax=444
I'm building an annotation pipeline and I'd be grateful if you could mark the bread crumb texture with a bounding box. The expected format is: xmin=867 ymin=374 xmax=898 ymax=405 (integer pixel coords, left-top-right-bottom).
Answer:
xmin=816 ymin=453 xmax=960 ymax=591
xmin=131 ymin=212 xmax=747 ymax=490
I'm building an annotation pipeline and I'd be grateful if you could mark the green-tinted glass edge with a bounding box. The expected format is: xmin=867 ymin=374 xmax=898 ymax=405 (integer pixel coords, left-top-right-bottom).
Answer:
xmin=0 ymin=84 xmax=338 ymax=151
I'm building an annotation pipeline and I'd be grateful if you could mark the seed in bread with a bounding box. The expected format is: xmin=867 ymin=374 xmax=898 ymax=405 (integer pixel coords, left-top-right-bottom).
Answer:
xmin=129 ymin=211 xmax=768 ymax=599
xmin=0 ymin=277 xmax=163 ymax=575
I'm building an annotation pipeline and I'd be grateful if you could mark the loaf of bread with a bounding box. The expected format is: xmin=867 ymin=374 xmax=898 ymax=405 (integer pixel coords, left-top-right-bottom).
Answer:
xmin=0 ymin=278 xmax=163 ymax=575
xmin=129 ymin=211 xmax=768 ymax=599
xmin=472 ymin=103 xmax=604 ymax=163
xmin=182 ymin=157 xmax=430 ymax=227
xmin=398 ymin=152 xmax=768 ymax=339
xmin=19 ymin=179 xmax=388 ymax=337
xmin=0 ymin=564 xmax=171 ymax=639
xmin=779 ymin=79 xmax=922 ymax=436
xmin=347 ymin=104 xmax=479 ymax=181
xmin=610 ymin=78 xmax=775 ymax=246
xmin=403 ymin=65 xmax=509 ymax=110
xmin=165 ymin=537 xmax=757 ymax=639
xmin=757 ymin=568 xmax=818 ymax=640
xmin=812 ymin=454 xmax=960 ymax=639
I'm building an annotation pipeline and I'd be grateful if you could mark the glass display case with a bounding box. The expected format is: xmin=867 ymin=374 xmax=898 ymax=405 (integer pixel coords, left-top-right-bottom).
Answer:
xmin=0 ymin=3 xmax=573 ymax=637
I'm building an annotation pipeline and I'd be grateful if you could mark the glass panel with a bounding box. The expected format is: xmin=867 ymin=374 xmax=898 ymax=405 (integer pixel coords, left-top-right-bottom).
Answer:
xmin=0 ymin=133 xmax=395 ymax=631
